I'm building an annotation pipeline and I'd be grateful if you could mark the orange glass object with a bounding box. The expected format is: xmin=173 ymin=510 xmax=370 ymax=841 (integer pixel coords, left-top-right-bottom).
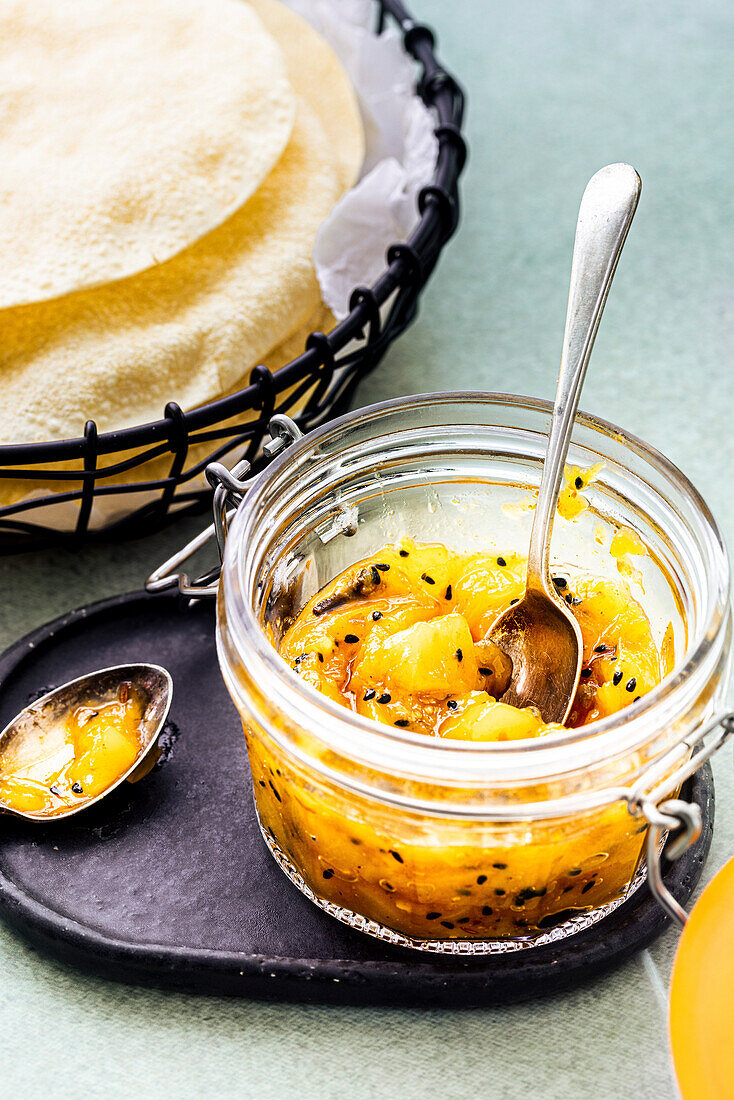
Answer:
xmin=670 ymin=857 xmax=734 ymax=1100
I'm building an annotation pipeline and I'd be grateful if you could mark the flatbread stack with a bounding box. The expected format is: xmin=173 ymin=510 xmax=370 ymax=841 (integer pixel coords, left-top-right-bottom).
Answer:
xmin=0 ymin=0 xmax=364 ymax=508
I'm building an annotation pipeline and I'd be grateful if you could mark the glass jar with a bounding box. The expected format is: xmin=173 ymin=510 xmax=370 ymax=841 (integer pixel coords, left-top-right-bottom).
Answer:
xmin=216 ymin=393 xmax=731 ymax=952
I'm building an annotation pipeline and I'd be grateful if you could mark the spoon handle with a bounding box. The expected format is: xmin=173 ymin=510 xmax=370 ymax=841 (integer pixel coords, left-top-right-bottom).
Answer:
xmin=526 ymin=162 xmax=641 ymax=592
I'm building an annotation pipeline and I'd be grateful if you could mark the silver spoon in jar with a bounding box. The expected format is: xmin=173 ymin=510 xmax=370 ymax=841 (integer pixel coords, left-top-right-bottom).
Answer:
xmin=487 ymin=163 xmax=641 ymax=724
xmin=0 ymin=664 xmax=172 ymax=822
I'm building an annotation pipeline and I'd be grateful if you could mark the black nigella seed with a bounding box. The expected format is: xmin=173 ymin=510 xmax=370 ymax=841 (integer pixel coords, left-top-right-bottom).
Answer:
xmin=322 ymin=869 xmax=334 ymax=879
xmin=363 ymin=689 xmax=376 ymax=701
xmin=494 ymin=888 xmax=506 ymax=897
xmin=440 ymin=921 xmax=455 ymax=930
xmin=455 ymin=648 xmax=463 ymax=662
xmin=372 ymin=610 xmax=382 ymax=621
xmin=375 ymin=563 xmax=390 ymax=571
xmin=477 ymin=874 xmax=487 ymax=885
xmin=378 ymin=692 xmax=391 ymax=705
xmin=626 ymin=677 xmax=637 ymax=692
xmin=575 ymin=476 xmax=584 ymax=490
xmin=425 ymin=911 xmax=441 ymax=920
xmin=581 ymin=880 xmax=596 ymax=894
xmin=510 ymin=598 xmax=519 ymax=605
xmin=445 ymin=584 xmax=452 ymax=600
xmin=634 ymin=696 xmax=641 ymax=702
xmin=552 ymin=576 xmax=568 ymax=590
xmin=580 ymin=668 xmax=592 ymax=678
xmin=371 ymin=566 xmax=381 ymax=586
xmin=613 ymin=669 xmax=623 ymax=686
xmin=394 ymin=719 xmax=410 ymax=727
xmin=447 ymin=699 xmax=458 ymax=710
xmin=390 ymin=850 xmax=404 ymax=863
xmin=565 ymin=593 xmax=583 ymax=606
xmin=594 ymin=644 xmax=607 ymax=653
xmin=318 ymin=653 xmax=324 ymax=663
xmin=258 ymin=780 xmax=266 ymax=788
xmin=493 ymin=862 xmax=508 ymax=870
xmin=563 ymin=884 xmax=574 ymax=894
xmin=268 ymin=781 xmax=282 ymax=803
xmin=399 ymin=549 xmax=409 ymax=557
xmin=71 ymin=782 xmax=83 ymax=794
xmin=421 ymin=573 xmax=436 ymax=585
xmin=457 ymin=917 xmax=471 ymax=924
xmin=514 ymin=886 xmax=547 ymax=906
xmin=569 ymin=867 xmax=582 ymax=876
xmin=344 ymin=634 xmax=359 ymax=644
xmin=497 ymin=557 xmax=507 ymax=567
xmin=479 ymin=667 xmax=492 ymax=676
xmin=482 ymin=906 xmax=493 ymax=916
xmin=49 ymin=784 xmax=62 ymax=797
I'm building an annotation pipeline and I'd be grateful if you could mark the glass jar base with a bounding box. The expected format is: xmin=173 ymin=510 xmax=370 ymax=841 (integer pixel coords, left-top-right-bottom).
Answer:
xmin=258 ymin=819 xmax=649 ymax=956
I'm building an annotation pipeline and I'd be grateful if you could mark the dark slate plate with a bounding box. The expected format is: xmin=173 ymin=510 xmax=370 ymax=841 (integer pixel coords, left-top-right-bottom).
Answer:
xmin=0 ymin=592 xmax=713 ymax=1006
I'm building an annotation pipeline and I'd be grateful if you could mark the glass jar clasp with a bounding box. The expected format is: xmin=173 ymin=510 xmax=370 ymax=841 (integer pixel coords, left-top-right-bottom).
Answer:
xmin=145 ymin=415 xmax=302 ymax=599
xmin=623 ymin=709 xmax=734 ymax=926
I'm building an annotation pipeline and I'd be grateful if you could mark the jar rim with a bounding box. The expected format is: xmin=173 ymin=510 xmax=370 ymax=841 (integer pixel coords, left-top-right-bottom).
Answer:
xmin=221 ymin=391 xmax=730 ymax=785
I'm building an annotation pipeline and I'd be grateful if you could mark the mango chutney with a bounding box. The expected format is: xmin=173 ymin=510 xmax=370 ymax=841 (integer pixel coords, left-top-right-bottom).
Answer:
xmin=0 ymin=682 xmax=145 ymax=817
xmin=244 ymin=538 xmax=668 ymax=939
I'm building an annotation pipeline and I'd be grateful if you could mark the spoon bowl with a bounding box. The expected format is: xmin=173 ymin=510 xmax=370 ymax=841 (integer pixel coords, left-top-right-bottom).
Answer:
xmin=489 ymin=588 xmax=583 ymax=725
xmin=0 ymin=663 xmax=173 ymax=821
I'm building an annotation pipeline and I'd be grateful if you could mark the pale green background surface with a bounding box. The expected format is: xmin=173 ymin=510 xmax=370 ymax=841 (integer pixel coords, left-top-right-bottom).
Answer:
xmin=1 ymin=1 xmax=733 ymax=1096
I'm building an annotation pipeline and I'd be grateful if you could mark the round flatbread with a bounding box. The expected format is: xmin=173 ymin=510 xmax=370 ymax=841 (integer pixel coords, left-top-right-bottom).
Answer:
xmin=0 ymin=304 xmax=335 ymax=512
xmin=0 ymin=0 xmax=296 ymax=308
xmin=0 ymin=101 xmax=340 ymax=444
xmin=246 ymin=0 xmax=364 ymax=191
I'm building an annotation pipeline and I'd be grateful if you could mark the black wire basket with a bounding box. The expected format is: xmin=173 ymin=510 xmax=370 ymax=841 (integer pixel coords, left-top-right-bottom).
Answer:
xmin=0 ymin=0 xmax=466 ymax=553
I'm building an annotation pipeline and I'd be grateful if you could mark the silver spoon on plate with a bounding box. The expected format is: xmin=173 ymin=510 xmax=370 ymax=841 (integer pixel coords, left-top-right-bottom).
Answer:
xmin=0 ymin=664 xmax=172 ymax=821
xmin=487 ymin=163 xmax=641 ymax=725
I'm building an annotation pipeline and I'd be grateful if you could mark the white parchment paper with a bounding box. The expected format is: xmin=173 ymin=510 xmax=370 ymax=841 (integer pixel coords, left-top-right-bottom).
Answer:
xmin=287 ymin=0 xmax=437 ymax=317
